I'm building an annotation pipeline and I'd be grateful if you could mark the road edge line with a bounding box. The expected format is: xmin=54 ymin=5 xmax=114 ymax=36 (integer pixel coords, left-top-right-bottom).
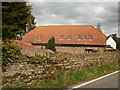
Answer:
xmin=71 ymin=70 xmax=119 ymax=89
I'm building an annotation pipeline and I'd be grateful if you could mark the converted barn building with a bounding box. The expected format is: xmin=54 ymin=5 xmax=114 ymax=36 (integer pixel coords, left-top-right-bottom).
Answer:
xmin=22 ymin=25 xmax=106 ymax=53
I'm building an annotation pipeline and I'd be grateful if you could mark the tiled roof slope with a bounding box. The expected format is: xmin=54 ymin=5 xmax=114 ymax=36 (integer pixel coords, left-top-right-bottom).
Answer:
xmin=22 ymin=25 xmax=106 ymax=45
xmin=12 ymin=40 xmax=41 ymax=50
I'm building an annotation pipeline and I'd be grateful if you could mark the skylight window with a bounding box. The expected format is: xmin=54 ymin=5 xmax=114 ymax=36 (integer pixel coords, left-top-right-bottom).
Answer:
xmin=59 ymin=35 xmax=64 ymax=40
xmin=83 ymin=35 xmax=87 ymax=40
xmin=78 ymin=35 xmax=81 ymax=40
xmin=67 ymin=35 xmax=71 ymax=40
xmin=38 ymin=36 xmax=42 ymax=40
xmin=89 ymin=35 xmax=92 ymax=40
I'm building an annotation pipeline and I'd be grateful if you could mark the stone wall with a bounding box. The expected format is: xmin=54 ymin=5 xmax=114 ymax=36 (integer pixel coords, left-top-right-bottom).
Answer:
xmin=21 ymin=49 xmax=54 ymax=55
xmin=2 ymin=52 xmax=118 ymax=87
xmin=56 ymin=46 xmax=105 ymax=54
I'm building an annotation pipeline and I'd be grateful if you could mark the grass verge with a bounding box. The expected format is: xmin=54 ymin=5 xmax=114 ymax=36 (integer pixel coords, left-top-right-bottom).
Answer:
xmin=2 ymin=63 xmax=119 ymax=88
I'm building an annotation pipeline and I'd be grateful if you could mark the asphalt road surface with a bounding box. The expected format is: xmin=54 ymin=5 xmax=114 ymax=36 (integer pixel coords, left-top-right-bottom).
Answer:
xmin=71 ymin=71 xmax=119 ymax=89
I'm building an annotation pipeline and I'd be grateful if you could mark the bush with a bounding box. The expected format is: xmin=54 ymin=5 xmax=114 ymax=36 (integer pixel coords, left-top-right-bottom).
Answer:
xmin=26 ymin=55 xmax=50 ymax=64
xmin=2 ymin=41 xmax=22 ymax=66
xmin=46 ymin=37 xmax=56 ymax=51
xmin=104 ymin=49 xmax=116 ymax=52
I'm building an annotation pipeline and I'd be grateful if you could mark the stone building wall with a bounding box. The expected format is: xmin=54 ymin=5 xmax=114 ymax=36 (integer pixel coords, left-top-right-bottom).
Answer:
xmin=56 ymin=46 xmax=105 ymax=54
xmin=21 ymin=46 xmax=105 ymax=55
xmin=2 ymin=52 xmax=118 ymax=87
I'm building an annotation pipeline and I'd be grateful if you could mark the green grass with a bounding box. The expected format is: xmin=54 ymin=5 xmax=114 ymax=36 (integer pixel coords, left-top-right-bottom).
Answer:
xmin=36 ymin=63 xmax=118 ymax=88
xmin=2 ymin=83 xmax=28 ymax=89
xmin=2 ymin=63 xmax=119 ymax=88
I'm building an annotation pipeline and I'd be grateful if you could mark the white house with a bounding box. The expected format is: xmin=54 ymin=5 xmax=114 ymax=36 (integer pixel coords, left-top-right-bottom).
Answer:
xmin=106 ymin=35 xmax=116 ymax=49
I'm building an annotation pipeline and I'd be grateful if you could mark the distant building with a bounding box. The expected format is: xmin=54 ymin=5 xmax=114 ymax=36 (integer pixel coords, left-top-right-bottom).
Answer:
xmin=106 ymin=34 xmax=120 ymax=50
xmin=22 ymin=25 xmax=106 ymax=53
xmin=106 ymin=35 xmax=117 ymax=49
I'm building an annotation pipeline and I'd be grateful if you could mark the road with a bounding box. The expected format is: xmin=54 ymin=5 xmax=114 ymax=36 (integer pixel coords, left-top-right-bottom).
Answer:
xmin=70 ymin=71 xmax=119 ymax=89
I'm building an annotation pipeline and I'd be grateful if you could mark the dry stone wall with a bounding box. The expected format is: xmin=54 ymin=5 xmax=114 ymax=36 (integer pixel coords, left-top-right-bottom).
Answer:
xmin=2 ymin=52 xmax=118 ymax=87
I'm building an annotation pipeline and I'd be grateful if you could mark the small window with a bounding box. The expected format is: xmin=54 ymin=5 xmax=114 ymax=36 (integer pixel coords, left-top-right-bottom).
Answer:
xmin=83 ymin=35 xmax=87 ymax=40
xmin=59 ymin=35 xmax=64 ymax=40
xmin=67 ymin=35 xmax=71 ymax=40
xmin=38 ymin=36 xmax=42 ymax=40
xmin=78 ymin=35 xmax=81 ymax=40
xmin=89 ymin=35 xmax=92 ymax=40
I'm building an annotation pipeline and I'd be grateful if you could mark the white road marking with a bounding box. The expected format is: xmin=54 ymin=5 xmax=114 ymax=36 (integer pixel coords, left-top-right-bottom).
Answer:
xmin=68 ymin=70 xmax=119 ymax=89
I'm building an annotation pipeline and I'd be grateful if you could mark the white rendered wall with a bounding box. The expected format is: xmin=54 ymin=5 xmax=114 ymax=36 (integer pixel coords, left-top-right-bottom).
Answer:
xmin=106 ymin=37 xmax=116 ymax=49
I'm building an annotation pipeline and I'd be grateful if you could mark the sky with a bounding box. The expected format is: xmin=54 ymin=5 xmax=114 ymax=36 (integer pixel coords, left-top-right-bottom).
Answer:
xmin=28 ymin=0 xmax=119 ymax=37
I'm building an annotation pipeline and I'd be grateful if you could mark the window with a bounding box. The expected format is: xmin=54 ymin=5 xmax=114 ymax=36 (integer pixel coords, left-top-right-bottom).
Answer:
xmin=78 ymin=35 xmax=81 ymax=40
xmin=89 ymin=35 xmax=92 ymax=40
xmin=59 ymin=35 xmax=64 ymax=40
xmin=83 ymin=35 xmax=87 ymax=40
xmin=67 ymin=35 xmax=71 ymax=40
xmin=38 ymin=36 xmax=42 ymax=40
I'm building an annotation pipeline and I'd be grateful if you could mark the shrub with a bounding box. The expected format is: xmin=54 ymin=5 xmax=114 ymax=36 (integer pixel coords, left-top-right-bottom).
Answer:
xmin=46 ymin=37 xmax=56 ymax=51
xmin=25 ymin=54 xmax=50 ymax=64
xmin=104 ymin=49 xmax=116 ymax=52
xmin=2 ymin=41 xmax=22 ymax=66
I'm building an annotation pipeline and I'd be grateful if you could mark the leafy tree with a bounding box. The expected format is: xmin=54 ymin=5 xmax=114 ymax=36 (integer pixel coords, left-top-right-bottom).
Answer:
xmin=117 ymin=40 xmax=120 ymax=50
xmin=112 ymin=34 xmax=120 ymax=50
xmin=46 ymin=37 xmax=56 ymax=51
xmin=2 ymin=41 xmax=22 ymax=66
xmin=111 ymin=34 xmax=117 ymax=40
xmin=110 ymin=34 xmax=120 ymax=50
xmin=2 ymin=1 xmax=36 ymax=65
xmin=26 ymin=14 xmax=36 ymax=33
xmin=2 ymin=1 xmax=36 ymax=40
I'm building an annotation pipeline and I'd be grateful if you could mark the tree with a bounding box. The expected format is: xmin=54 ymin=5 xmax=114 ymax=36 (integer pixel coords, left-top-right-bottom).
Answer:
xmin=117 ymin=40 xmax=120 ymax=50
xmin=111 ymin=34 xmax=117 ymax=40
xmin=111 ymin=34 xmax=120 ymax=50
xmin=26 ymin=14 xmax=36 ymax=33
xmin=97 ymin=23 xmax=102 ymax=32
xmin=46 ymin=37 xmax=56 ymax=51
xmin=2 ymin=41 xmax=22 ymax=66
xmin=2 ymin=1 xmax=36 ymax=40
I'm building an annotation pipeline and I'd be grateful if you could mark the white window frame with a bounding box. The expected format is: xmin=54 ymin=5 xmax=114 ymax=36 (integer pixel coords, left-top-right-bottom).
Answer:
xmin=67 ymin=35 xmax=71 ymax=40
xmin=59 ymin=35 xmax=64 ymax=40
xmin=89 ymin=35 xmax=92 ymax=40
xmin=38 ymin=36 xmax=42 ymax=40
xmin=83 ymin=35 xmax=87 ymax=40
xmin=78 ymin=35 xmax=81 ymax=40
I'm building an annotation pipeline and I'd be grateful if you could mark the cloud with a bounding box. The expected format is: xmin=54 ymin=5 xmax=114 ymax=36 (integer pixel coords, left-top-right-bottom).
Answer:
xmin=28 ymin=0 xmax=119 ymax=2
xmin=29 ymin=2 xmax=118 ymax=37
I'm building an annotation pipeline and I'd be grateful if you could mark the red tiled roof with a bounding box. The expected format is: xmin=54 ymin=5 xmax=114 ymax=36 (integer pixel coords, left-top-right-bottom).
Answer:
xmin=12 ymin=40 xmax=42 ymax=50
xmin=22 ymin=25 xmax=106 ymax=45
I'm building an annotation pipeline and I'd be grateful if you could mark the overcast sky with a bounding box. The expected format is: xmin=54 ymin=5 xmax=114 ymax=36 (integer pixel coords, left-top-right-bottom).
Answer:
xmin=28 ymin=0 xmax=119 ymax=37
